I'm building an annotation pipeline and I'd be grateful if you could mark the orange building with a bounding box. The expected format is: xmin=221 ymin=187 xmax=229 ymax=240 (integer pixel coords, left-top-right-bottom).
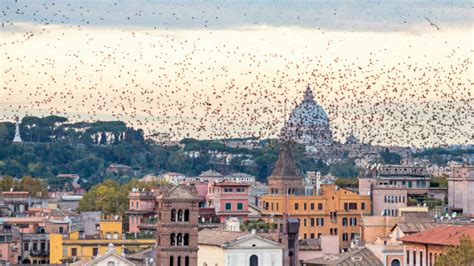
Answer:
xmin=261 ymin=143 xmax=371 ymax=250
xmin=262 ymin=184 xmax=371 ymax=250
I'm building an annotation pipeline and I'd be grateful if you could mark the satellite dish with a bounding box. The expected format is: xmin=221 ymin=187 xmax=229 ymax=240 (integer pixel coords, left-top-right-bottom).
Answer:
xmin=380 ymin=211 xmax=385 ymax=216
xmin=452 ymin=212 xmax=457 ymax=218
xmin=423 ymin=203 xmax=427 ymax=207
xmin=434 ymin=214 xmax=438 ymax=219
xmin=440 ymin=217 xmax=444 ymax=221
xmin=445 ymin=213 xmax=450 ymax=218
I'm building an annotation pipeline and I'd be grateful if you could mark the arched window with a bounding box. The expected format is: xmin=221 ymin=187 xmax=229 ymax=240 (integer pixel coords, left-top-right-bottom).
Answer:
xmin=250 ymin=255 xmax=258 ymax=266
xmin=184 ymin=209 xmax=190 ymax=222
xmin=185 ymin=256 xmax=190 ymax=266
xmin=107 ymin=262 xmax=115 ymax=266
xmin=177 ymin=256 xmax=182 ymax=266
xmin=184 ymin=233 xmax=189 ymax=246
xmin=178 ymin=209 xmax=183 ymax=221
xmin=170 ymin=233 xmax=176 ymax=246
xmin=177 ymin=233 xmax=183 ymax=246
xmin=391 ymin=259 xmax=401 ymax=266
xmin=170 ymin=256 xmax=174 ymax=266
xmin=171 ymin=209 xmax=176 ymax=222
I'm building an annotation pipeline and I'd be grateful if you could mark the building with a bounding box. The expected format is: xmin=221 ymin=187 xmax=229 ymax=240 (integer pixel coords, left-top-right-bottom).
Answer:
xmin=126 ymin=188 xmax=157 ymax=233
xmin=197 ymin=170 xmax=224 ymax=183
xmin=447 ymin=164 xmax=474 ymax=216
xmin=198 ymin=228 xmax=283 ymax=266
xmin=302 ymin=247 xmax=383 ymax=266
xmin=2 ymin=191 xmax=30 ymax=216
xmin=262 ymin=184 xmax=371 ymax=250
xmin=71 ymin=243 xmax=136 ymax=266
xmin=224 ymin=173 xmax=256 ymax=184
xmin=207 ymin=180 xmax=250 ymax=222
xmin=359 ymin=164 xmax=447 ymax=214
xmin=156 ymin=185 xmax=200 ymax=266
xmin=400 ymin=225 xmax=474 ymax=266
xmin=267 ymin=143 xmax=305 ymax=196
xmin=262 ymin=145 xmax=371 ymax=250
xmin=161 ymin=172 xmax=186 ymax=185
xmin=372 ymin=187 xmax=408 ymax=216
xmin=280 ymin=85 xmax=333 ymax=146
xmin=49 ymin=217 xmax=155 ymax=264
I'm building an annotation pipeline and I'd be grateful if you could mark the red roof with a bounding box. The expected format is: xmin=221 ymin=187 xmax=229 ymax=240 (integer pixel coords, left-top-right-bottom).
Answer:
xmin=400 ymin=225 xmax=474 ymax=246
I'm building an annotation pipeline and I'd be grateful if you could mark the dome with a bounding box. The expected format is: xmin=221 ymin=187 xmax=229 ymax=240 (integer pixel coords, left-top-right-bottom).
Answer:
xmin=281 ymin=85 xmax=332 ymax=146
xmin=287 ymin=86 xmax=329 ymax=127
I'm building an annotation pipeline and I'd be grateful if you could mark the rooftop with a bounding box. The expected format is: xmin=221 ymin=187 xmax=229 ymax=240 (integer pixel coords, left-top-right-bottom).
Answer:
xmin=399 ymin=225 xmax=474 ymax=246
xmin=303 ymin=247 xmax=382 ymax=266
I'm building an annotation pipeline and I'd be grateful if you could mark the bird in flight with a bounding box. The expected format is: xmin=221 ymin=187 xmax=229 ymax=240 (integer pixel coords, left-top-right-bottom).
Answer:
xmin=423 ymin=16 xmax=440 ymax=30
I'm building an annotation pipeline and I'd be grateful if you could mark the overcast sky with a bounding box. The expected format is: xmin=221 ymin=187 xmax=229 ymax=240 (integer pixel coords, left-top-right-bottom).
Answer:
xmin=1 ymin=1 xmax=473 ymax=146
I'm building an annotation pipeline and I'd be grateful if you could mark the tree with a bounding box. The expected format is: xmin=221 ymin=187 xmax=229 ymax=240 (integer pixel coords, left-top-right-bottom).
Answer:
xmin=380 ymin=148 xmax=401 ymax=164
xmin=435 ymin=235 xmax=474 ymax=266
xmin=329 ymin=161 xmax=359 ymax=178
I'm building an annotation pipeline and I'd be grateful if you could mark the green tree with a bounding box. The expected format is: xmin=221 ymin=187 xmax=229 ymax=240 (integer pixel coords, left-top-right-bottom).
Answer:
xmin=435 ymin=235 xmax=474 ymax=266
xmin=329 ymin=161 xmax=359 ymax=178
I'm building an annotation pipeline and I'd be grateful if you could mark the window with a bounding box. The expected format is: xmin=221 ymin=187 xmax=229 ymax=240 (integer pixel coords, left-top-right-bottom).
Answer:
xmin=170 ymin=256 xmax=174 ymax=266
xmin=184 ymin=234 xmax=189 ymax=246
xmin=171 ymin=233 xmax=176 ymax=246
xmin=304 ymin=233 xmax=307 ymax=239
xmin=342 ymin=233 xmax=348 ymax=241
xmin=224 ymin=188 xmax=233 ymax=192
xmin=185 ymin=256 xmax=190 ymax=266
xmin=136 ymin=202 xmax=138 ymax=209
xmin=276 ymin=203 xmax=279 ymax=210
xmin=225 ymin=202 xmax=232 ymax=210
xmin=413 ymin=251 xmax=416 ymax=265
xmin=304 ymin=203 xmax=307 ymax=210
xmin=93 ymin=248 xmax=98 ymax=257
xmin=310 ymin=233 xmax=315 ymax=239
xmin=178 ymin=256 xmax=182 ymax=266
xmin=236 ymin=188 xmax=245 ymax=192
xmin=107 ymin=262 xmax=115 ymax=266
xmin=310 ymin=218 xmax=315 ymax=227
xmin=350 ymin=218 xmax=357 ymax=226
xmin=24 ymin=243 xmax=29 ymax=251
xmin=250 ymin=255 xmax=258 ymax=266
xmin=310 ymin=203 xmax=315 ymax=210
xmin=171 ymin=209 xmax=176 ymax=222
xmin=184 ymin=209 xmax=190 ymax=221
xmin=303 ymin=219 xmax=307 ymax=227
xmin=420 ymin=251 xmax=423 ymax=266
xmin=318 ymin=203 xmax=323 ymax=210
xmin=391 ymin=259 xmax=400 ymax=266
xmin=71 ymin=248 xmax=77 ymax=257
xmin=347 ymin=203 xmax=357 ymax=210
xmin=361 ymin=202 xmax=366 ymax=210
xmin=342 ymin=218 xmax=348 ymax=226
xmin=406 ymin=250 xmax=410 ymax=265
xmin=294 ymin=203 xmax=299 ymax=210
xmin=33 ymin=243 xmax=38 ymax=251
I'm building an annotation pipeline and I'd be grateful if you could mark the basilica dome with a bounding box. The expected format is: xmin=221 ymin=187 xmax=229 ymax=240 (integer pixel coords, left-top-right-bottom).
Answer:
xmin=281 ymin=85 xmax=333 ymax=146
xmin=287 ymin=87 xmax=329 ymax=127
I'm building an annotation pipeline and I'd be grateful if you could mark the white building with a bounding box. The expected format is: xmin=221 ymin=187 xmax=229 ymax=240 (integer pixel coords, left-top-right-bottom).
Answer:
xmin=198 ymin=229 xmax=283 ymax=266
xmin=448 ymin=164 xmax=474 ymax=215
xmin=224 ymin=173 xmax=256 ymax=184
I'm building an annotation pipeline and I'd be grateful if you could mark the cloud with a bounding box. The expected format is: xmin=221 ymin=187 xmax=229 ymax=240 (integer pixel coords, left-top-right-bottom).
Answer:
xmin=1 ymin=0 xmax=472 ymax=32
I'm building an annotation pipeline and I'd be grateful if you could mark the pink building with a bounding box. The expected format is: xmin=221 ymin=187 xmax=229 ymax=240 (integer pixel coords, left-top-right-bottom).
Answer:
xmin=126 ymin=189 xmax=156 ymax=233
xmin=207 ymin=180 xmax=250 ymax=223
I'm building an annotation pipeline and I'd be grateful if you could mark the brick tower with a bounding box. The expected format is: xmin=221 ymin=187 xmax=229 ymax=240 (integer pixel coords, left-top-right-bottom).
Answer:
xmin=268 ymin=142 xmax=304 ymax=195
xmin=156 ymin=185 xmax=199 ymax=266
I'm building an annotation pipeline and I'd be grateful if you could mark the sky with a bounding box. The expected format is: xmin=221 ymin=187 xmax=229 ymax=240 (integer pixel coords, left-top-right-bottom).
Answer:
xmin=1 ymin=1 xmax=473 ymax=147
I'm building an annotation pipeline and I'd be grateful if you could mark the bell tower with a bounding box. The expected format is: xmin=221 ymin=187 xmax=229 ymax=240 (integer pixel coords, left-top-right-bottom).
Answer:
xmin=156 ymin=185 xmax=199 ymax=266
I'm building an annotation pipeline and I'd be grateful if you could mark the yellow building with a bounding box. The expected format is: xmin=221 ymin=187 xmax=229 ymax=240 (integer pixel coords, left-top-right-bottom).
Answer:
xmin=50 ymin=217 xmax=155 ymax=264
xmin=261 ymin=184 xmax=371 ymax=250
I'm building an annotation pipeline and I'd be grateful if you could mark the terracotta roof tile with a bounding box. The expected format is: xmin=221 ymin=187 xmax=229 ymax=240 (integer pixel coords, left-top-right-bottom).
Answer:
xmin=400 ymin=225 xmax=474 ymax=246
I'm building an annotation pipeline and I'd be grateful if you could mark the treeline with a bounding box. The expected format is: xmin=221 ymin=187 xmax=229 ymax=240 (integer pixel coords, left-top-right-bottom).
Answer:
xmin=0 ymin=116 xmax=362 ymax=189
